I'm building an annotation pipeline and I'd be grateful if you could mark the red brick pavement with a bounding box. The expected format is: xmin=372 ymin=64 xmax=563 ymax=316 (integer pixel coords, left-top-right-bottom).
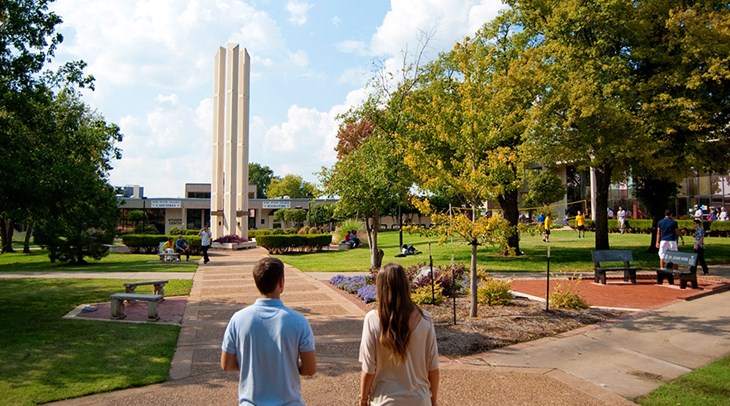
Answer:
xmin=511 ymin=274 xmax=730 ymax=310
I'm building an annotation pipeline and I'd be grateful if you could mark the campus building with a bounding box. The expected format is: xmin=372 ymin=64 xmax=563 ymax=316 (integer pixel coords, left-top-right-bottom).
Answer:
xmin=116 ymin=183 xmax=338 ymax=235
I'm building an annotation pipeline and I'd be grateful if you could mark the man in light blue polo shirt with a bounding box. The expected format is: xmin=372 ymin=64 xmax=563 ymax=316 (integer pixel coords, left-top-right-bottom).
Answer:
xmin=221 ymin=257 xmax=316 ymax=405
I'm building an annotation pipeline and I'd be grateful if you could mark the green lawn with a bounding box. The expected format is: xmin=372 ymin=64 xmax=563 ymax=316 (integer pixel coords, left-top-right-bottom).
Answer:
xmin=636 ymin=352 xmax=730 ymax=405
xmin=273 ymin=229 xmax=730 ymax=273
xmin=0 ymin=278 xmax=192 ymax=405
xmin=0 ymin=251 xmax=198 ymax=273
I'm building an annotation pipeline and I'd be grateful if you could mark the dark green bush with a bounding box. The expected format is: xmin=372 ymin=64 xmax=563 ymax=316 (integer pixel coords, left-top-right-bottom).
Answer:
xmin=122 ymin=234 xmax=201 ymax=254
xmin=121 ymin=234 xmax=169 ymax=254
xmin=249 ymin=229 xmax=274 ymax=239
xmin=710 ymin=221 xmax=730 ymax=237
xmin=256 ymin=234 xmax=332 ymax=254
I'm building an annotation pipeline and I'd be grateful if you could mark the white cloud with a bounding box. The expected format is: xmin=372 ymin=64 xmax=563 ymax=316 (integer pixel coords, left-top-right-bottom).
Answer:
xmin=52 ymin=0 xmax=509 ymax=197
xmin=156 ymin=94 xmax=180 ymax=106
xmin=286 ymin=1 xmax=313 ymax=26
xmin=370 ymin=0 xmax=505 ymax=57
xmin=336 ymin=40 xmax=369 ymax=56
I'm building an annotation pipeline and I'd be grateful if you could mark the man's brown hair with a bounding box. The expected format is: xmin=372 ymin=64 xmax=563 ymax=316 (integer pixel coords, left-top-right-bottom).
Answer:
xmin=253 ymin=257 xmax=285 ymax=294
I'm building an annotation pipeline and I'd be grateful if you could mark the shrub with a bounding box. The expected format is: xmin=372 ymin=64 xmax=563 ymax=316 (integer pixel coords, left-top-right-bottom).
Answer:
xmin=411 ymin=283 xmax=445 ymax=305
xmin=710 ymin=221 xmax=730 ymax=237
xmin=335 ymin=219 xmax=364 ymax=242
xmin=121 ymin=234 xmax=169 ymax=254
xmin=249 ymin=229 xmax=274 ymax=239
xmin=214 ymin=235 xmax=247 ymax=243
xmin=169 ymin=227 xmax=185 ymax=235
xmin=477 ymin=278 xmax=513 ymax=306
xmin=405 ymin=262 xmax=467 ymax=297
xmin=256 ymin=234 xmax=333 ymax=254
xmin=549 ymin=278 xmax=589 ymax=310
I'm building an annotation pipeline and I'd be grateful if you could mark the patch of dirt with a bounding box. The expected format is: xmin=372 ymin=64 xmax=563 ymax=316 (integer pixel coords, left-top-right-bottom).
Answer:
xmin=418 ymin=297 xmax=627 ymax=358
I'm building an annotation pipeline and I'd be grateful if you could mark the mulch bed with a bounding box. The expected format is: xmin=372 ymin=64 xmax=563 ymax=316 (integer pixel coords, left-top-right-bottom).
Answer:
xmin=422 ymin=297 xmax=626 ymax=358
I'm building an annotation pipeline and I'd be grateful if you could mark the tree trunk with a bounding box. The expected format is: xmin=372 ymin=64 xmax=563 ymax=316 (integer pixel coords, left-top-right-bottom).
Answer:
xmin=592 ymin=164 xmax=613 ymax=250
xmin=647 ymin=215 xmax=660 ymax=253
xmin=469 ymin=241 xmax=478 ymax=317
xmin=1 ymin=219 xmax=16 ymax=253
xmin=497 ymin=190 xmax=522 ymax=256
xmin=23 ymin=224 xmax=33 ymax=253
xmin=367 ymin=214 xmax=382 ymax=270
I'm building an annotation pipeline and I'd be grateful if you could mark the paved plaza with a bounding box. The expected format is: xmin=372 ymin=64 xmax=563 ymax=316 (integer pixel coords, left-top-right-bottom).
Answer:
xmin=38 ymin=248 xmax=730 ymax=405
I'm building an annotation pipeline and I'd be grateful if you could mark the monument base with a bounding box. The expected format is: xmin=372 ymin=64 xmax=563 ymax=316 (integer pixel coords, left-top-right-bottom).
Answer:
xmin=211 ymin=241 xmax=257 ymax=250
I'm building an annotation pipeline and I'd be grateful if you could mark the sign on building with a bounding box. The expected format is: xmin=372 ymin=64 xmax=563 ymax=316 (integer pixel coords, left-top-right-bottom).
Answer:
xmin=262 ymin=201 xmax=292 ymax=209
xmin=151 ymin=200 xmax=182 ymax=208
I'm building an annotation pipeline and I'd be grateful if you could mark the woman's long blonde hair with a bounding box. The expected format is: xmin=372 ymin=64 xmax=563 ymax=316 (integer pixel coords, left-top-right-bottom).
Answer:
xmin=376 ymin=263 xmax=421 ymax=364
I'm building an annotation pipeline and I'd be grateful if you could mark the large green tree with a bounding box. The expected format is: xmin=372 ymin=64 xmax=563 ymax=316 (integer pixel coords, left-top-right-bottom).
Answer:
xmin=32 ymin=90 xmax=122 ymax=264
xmin=320 ymin=135 xmax=413 ymax=269
xmin=248 ymin=162 xmax=275 ymax=198
xmin=400 ymin=11 xmax=537 ymax=260
xmin=267 ymin=174 xmax=319 ymax=199
xmin=513 ymin=0 xmax=730 ymax=250
xmin=0 ymin=0 xmax=94 ymax=253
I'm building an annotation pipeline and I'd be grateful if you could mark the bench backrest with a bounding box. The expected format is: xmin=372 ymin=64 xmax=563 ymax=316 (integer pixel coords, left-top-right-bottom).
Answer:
xmin=592 ymin=249 xmax=633 ymax=266
xmin=124 ymin=280 xmax=169 ymax=288
xmin=663 ymin=251 xmax=698 ymax=268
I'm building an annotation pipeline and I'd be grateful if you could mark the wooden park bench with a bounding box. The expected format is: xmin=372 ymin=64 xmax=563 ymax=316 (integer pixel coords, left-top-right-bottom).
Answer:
xmin=158 ymin=242 xmax=180 ymax=262
xmin=123 ymin=280 xmax=168 ymax=298
xmin=591 ymin=249 xmax=640 ymax=285
xmin=110 ymin=293 xmax=163 ymax=321
xmin=651 ymin=251 xmax=699 ymax=289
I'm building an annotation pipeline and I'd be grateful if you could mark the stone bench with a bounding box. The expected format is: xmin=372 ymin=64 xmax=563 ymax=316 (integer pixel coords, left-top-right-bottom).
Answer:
xmin=123 ymin=280 xmax=168 ymax=298
xmin=158 ymin=242 xmax=180 ymax=262
xmin=110 ymin=293 xmax=163 ymax=321
xmin=650 ymin=251 xmax=699 ymax=289
xmin=591 ymin=249 xmax=640 ymax=284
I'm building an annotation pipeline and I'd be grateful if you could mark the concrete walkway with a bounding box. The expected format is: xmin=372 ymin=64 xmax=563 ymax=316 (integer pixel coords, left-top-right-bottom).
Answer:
xmin=48 ymin=249 xmax=730 ymax=405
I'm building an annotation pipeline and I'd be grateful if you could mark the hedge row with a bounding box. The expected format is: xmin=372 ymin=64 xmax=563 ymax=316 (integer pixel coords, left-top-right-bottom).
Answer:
xmin=255 ymin=234 xmax=332 ymax=254
xmin=121 ymin=234 xmax=202 ymax=254
xmin=566 ymin=219 xmax=730 ymax=236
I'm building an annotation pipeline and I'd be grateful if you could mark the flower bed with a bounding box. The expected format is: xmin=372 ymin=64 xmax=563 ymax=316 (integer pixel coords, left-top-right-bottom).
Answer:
xmin=329 ymin=275 xmax=376 ymax=303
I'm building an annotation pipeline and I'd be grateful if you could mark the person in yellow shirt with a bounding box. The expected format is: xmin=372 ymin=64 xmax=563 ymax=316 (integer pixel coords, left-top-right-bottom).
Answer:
xmin=575 ymin=210 xmax=586 ymax=239
xmin=162 ymin=237 xmax=175 ymax=251
xmin=543 ymin=214 xmax=551 ymax=242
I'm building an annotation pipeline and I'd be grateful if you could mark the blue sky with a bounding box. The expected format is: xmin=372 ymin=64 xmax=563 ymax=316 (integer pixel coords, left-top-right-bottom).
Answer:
xmin=50 ymin=0 xmax=505 ymax=197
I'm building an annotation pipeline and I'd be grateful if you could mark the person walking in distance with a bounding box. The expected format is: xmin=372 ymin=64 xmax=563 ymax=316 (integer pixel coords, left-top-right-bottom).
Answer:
xmin=575 ymin=210 xmax=586 ymax=239
xmin=198 ymin=225 xmax=212 ymax=264
xmin=542 ymin=214 xmax=551 ymax=243
xmin=221 ymin=257 xmax=316 ymax=405
xmin=656 ymin=210 xmax=679 ymax=269
xmin=617 ymin=206 xmax=627 ymax=234
xmin=359 ymin=263 xmax=439 ymax=406
xmin=693 ymin=219 xmax=709 ymax=275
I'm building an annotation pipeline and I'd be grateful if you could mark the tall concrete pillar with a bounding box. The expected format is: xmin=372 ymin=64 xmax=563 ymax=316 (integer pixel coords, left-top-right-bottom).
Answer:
xmin=211 ymin=44 xmax=250 ymax=239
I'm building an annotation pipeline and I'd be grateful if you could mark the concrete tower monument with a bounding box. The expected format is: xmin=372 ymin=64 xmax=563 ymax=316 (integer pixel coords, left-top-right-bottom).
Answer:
xmin=211 ymin=44 xmax=250 ymax=240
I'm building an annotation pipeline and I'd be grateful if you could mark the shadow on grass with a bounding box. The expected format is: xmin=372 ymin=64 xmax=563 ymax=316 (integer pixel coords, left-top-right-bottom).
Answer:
xmin=0 ymin=279 xmax=180 ymax=405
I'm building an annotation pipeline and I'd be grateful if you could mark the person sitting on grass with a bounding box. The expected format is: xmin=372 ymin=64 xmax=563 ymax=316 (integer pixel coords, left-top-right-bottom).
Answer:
xmin=348 ymin=230 xmax=360 ymax=248
xmin=175 ymin=234 xmax=191 ymax=261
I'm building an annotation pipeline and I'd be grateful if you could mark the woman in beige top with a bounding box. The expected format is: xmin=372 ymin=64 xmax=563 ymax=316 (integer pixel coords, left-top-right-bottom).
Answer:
xmin=358 ymin=263 xmax=440 ymax=406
